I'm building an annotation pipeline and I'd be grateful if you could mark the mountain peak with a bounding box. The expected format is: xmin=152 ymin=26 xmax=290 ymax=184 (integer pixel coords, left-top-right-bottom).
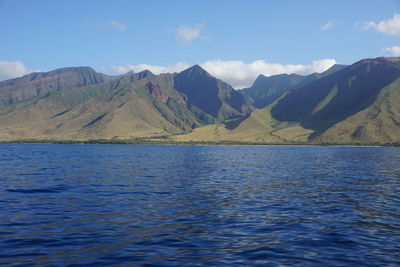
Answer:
xmin=46 ymin=66 xmax=97 ymax=76
xmin=348 ymin=57 xmax=400 ymax=74
xmin=190 ymin=64 xmax=206 ymax=71
xmin=173 ymin=64 xmax=250 ymax=120
xmin=137 ymin=69 xmax=154 ymax=78
xmin=355 ymin=56 xmax=400 ymax=66
xmin=124 ymin=69 xmax=155 ymax=83
xmin=327 ymin=64 xmax=347 ymax=70
xmin=318 ymin=64 xmax=348 ymax=77
xmin=254 ymin=74 xmax=267 ymax=81
xmin=382 ymin=56 xmax=400 ymax=62
xmin=181 ymin=64 xmax=211 ymax=78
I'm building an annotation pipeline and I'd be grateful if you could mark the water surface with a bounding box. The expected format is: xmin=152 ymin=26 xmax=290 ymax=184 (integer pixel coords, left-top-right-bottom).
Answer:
xmin=0 ymin=144 xmax=399 ymax=266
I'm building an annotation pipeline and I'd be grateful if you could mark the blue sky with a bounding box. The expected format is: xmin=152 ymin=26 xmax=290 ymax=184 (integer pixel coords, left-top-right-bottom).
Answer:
xmin=0 ymin=0 xmax=399 ymax=87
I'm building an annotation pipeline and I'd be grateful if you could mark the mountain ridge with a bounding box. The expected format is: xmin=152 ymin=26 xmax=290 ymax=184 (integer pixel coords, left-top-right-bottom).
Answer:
xmin=0 ymin=64 xmax=251 ymax=140
xmin=242 ymin=64 xmax=348 ymax=108
xmin=174 ymin=57 xmax=400 ymax=144
xmin=173 ymin=64 xmax=252 ymax=121
xmin=0 ymin=66 xmax=111 ymax=107
xmin=0 ymin=57 xmax=398 ymax=144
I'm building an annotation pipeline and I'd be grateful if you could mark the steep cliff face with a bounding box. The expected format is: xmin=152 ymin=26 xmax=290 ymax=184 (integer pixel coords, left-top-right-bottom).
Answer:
xmin=0 ymin=67 xmax=223 ymax=140
xmin=174 ymin=57 xmax=400 ymax=144
xmin=0 ymin=67 xmax=106 ymax=106
xmin=146 ymin=82 xmax=169 ymax=103
xmin=173 ymin=65 xmax=252 ymax=121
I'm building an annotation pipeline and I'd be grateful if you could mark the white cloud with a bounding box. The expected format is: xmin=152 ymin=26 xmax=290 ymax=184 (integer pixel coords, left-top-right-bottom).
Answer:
xmin=200 ymin=59 xmax=336 ymax=88
xmin=382 ymin=46 xmax=400 ymax=56
xmin=93 ymin=20 xmax=126 ymax=33
xmin=176 ymin=24 xmax=204 ymax=43
xmin=102 ymin=59 xmax=336 ymax=89
xmin=101 ymin=62 xmax=190 ymax=75
xmin=362 ymin=14 xmax=400 ymax=35
xmin=320 ymin=21 xmax=333 ymax=31
xmin=109 ymin=21 xmax=126 ymax=32
xmin=0 ymin=60 xmax=32 ymax=81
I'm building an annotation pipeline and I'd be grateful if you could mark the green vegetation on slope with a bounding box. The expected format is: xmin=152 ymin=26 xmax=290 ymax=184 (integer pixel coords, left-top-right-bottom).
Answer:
xmin=0 ymin=64 xmax=253 ymax=141
xmin=315 ymin=78 xmax=400 ymax=143
xmin=173 ymin=101 xmax=312 ymax=143
xmin=271 ymin=57 xmax=400 ymax=141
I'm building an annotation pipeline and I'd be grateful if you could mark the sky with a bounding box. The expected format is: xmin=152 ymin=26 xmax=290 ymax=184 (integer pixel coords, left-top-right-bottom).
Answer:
xmin=0 ymin=0 xmax=400 ymax=88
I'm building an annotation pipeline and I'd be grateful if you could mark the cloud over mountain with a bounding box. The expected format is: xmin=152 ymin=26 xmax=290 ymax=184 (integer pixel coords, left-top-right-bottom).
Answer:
xmin=0 ymin=60 xmax=32 ymax=81
xmin=200 ymin=59 xmax=336 ymax=88
xmin=102 ymin=62 xmax=190 ymax=76
xmin=383 ymin=46 xmax=400 ymax=56
xmin=102 ymin=59 xmax=336 ymax=89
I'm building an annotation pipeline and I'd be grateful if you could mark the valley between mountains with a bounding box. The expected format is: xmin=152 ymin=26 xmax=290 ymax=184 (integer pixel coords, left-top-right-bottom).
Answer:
xmin=0 ymin=57 xmax=399 ymax=145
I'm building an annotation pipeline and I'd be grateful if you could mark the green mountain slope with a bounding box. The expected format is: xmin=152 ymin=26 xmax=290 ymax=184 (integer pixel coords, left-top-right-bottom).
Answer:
xmin=174 ymin=57 xmax=400 ymax=144
xmin=0 ymin=58 xmax=398 ymax=144
xmin=0 ymin=70 xmax=203 ymax=140
xmin=270 ymin=57 xmax=400 ymax=142
xmin=173 ymin=101 xmax=312 ymax=143
xmin=0 ymin=65 xmax=252 ymax=141
xmin=314 ymin=78 xmax=400 ymax=143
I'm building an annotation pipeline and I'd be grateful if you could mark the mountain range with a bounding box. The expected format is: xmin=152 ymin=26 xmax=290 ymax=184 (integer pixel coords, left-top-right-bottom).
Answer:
xmin=241 ymin=64 xmax=347 ymax=108
xmin=0 ymin=57 xmax=399 ymax=144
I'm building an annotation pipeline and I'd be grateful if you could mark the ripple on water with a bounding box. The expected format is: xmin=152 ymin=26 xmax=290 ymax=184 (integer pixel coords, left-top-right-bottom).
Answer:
xmin=0 ymin=144 xmax=399 ymax=266
xmin=5 ymin=186 xmax=68 ymax=194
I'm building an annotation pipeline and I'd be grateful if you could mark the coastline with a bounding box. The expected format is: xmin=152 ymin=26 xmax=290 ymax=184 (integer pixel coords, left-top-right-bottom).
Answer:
xmin=0 ymin=139 xmax=397 ymax=147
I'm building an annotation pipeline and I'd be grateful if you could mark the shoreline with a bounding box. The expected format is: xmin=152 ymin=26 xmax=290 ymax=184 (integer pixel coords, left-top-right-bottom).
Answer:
xmin=0 ymin=139 xmax=398 ymax=147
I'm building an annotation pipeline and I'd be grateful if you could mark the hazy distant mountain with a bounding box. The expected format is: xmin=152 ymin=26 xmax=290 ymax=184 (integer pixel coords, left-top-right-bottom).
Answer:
xmin=242 ymin=64 xmax=347 ymax=108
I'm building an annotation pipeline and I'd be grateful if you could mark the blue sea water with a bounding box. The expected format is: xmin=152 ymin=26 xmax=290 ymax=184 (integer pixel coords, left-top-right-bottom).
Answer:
xmin=0 ymin=144 xmax=399 ymax=266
